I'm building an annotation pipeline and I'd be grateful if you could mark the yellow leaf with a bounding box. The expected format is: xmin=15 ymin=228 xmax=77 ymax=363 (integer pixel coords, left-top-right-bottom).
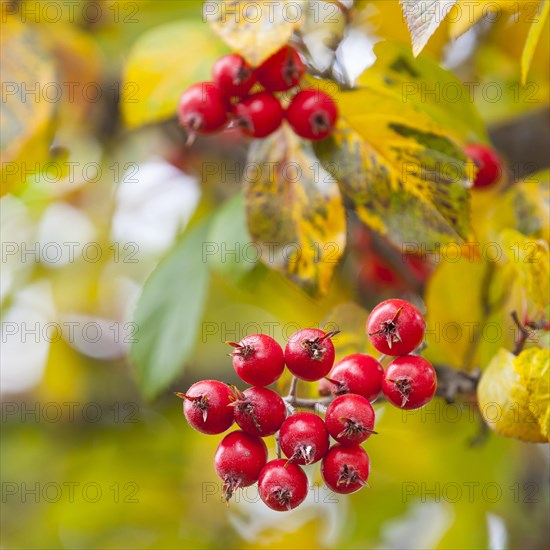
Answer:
xmin=521 ymin=0 xmax=549 ymax=84
xmin=244 ymin=126 xmax=346 ymax=297
xmin=477 ymin=347 xmax=549 ymax=442
xmin=204 ymin=0 xmax=306 ymax=66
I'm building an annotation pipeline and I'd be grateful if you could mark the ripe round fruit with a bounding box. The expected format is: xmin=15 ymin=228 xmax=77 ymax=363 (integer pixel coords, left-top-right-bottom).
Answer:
xmin=286 ymin=89 xmax=338 ymax=141
xmin=367 ymin=299 xmax=425 ymax=356
xmin=214 ymin=430 xmax=268 ymax=501
xmin=212 ymin=54 xmax=256 ymax=100
xmin=255 ymin=46 xmax=305 ymax=92
xmin=233 ymin=92 xmax=284 ymax=138
xmin=279 ymin=412 xmax=330 ymax=465
xmin=465 ymin=144 xmax=502 ymax=188
xmin=284 ymin=328 xmax=336 ymax=381
xmin=228 ymin=334 xmax=284 ymax=386
xmin=382 ymin=355 xmax=437 ymax=410
xmin=233 ymin=386 xmax=286 ymax=437
xmin=258 ymin=459 xmax=308 ymax=511
xmin=321 ymin=445 xmax=370 ymax=494
xmin=178 ymin=82 xmax=228 ymax=135
xmin=327 ymin=353 xmax=384 ymax=402
xmin=325 ymin=394 xmax=376 ymax=446
xmin=178 ymin=380 xmax=234 ymax=434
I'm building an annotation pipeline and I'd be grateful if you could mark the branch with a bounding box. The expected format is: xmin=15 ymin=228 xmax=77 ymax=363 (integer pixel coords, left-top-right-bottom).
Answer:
xmin=511 ymin=310 xmax=531 ymax=355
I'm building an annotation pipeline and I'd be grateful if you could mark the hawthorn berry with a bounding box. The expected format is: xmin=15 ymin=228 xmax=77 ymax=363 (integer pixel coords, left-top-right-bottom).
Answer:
xmin=325 ymin=394 xmax=376 ymax=446
xmin=382 ymin=355 xmax=437 ymax=410
xmin=367 ymin=299 xmax=425 ymax=356
xmin=212 ymin=54 xmax=256 ymax=101
xmin=228 ymin=334 xmax=284 ymax=386
xmin=321 ymin=444 xmax=370 ymax=494
xmin=286 ymin=89 xmax=338 ymax=141
xmin=255 ymin=46 xmax=305 ymax=92
xmin=178 ymin=82 xmax=228 ymax=135
xmin=177 ymin=380 xmax=234 ymax=434
xmin=232 ymin=386 xmax=286 ymax=437
xmin=233 ymin=92 xmax=284 ymax=138
xmin=258 ymin=459 xmax=308 ymax=511
xmin=327 ymin=353 xmax=384 ymax=402
xmin=214 ymin=430 xmax=268 ymax=501
xmin=279 ymin=412 xmax=330 ymax=465
xmin=465 ymin=144 xmax=502 ymax=188
xmin=284 ymin=328 xmax=337 ymax=381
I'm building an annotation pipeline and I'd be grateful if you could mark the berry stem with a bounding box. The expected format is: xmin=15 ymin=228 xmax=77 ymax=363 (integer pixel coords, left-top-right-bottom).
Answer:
xmin=511 ymin=310 xmax=531 ymax=355
xmin=287 ymin=376 xmax=299 ymax=400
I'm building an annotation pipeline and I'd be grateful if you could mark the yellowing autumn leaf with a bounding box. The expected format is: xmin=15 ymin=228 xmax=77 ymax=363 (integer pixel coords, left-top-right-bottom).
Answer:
xmin=244 ymin=126 xmax=346 ymax=297
xmin=521 ymin=0 xmax=549 ymax=84
xmin=477 ymin=347 xmax=549 ymax=442
xmin=205 ymin=0 xmax=306 ymax=66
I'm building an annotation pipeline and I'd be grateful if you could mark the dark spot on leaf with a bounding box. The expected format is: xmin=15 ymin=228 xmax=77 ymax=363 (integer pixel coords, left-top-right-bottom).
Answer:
xmin=389 ymin=56 xmax=420 ymax=78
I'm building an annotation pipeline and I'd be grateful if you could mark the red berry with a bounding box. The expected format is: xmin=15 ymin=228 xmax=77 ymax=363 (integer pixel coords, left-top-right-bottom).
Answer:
xmin=228 ymin=334 xmax=284 ymax=386
xmin=321 ymin=445 xmax=370 ymax=494
xmin=232 ymin=386 xmax=287 ymax=437
xmin=214 ymin=430 xmax=268 ymax=501
xmin=178 ymin=82 xmax=228 ymax=135
xmin=366 ymin=299 xmax=425 ymax=356
xmin=325 ymin=394 xmax=376 ymax=446
xmin=382 ymin=355 xmax=437 ymax=410
xmin=327 ymin=353 xmax=384 ymax=402
xmin=255 ymin=46 xmax=305 ymax=92
xmin=177 ymin=380 xmax=234 ymax=434
xmin=286 ymin=89 xmax=338 ymax=141
xmin=233 ymin=92 xmax=284 ymax=138
xmin=465 ymin=144 xmax=502 ymax=188
xmin=318 ymin=377 xmax=332 ymax=396
xmin=212 ymin=54 xmax=256 ymax=100
xmin=279 ymin=412 xmax=330 ymax=465
xmin=284 ymin=328 xmax=337 ymax=381
xmin=258 ymin=459 xmax=308 ymax=511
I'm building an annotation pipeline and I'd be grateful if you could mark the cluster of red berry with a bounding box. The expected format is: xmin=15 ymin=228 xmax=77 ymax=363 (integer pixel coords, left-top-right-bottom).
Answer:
xmin=178 ymin=46 xmax=338 ymax=141
xmin=177 ymin=298 xmax=436 ymax=512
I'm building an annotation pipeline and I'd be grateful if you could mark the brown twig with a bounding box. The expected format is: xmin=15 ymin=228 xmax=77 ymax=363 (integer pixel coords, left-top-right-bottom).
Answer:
xmin=511 ymin=311 xmax=531 ymax=355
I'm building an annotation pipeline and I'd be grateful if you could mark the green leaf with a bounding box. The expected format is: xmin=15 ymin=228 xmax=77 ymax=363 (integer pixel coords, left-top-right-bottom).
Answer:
xmin=400 ymin=0 xmax=458 ymax=56
xmin=521 ymin=0 xmax=550 ymax=84
xmin=244 ymin=126 xmax=346 ymax=297
xmin=131 ymin=219 xmax=211 ymax=399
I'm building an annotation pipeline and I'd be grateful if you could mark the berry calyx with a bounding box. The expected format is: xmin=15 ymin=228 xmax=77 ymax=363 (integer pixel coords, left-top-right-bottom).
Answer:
xmin=321 ymin=445 xmax=370 ymax=494
xmin=465 ymin=144 xmax=502 ymax=188
xmin=326 ymin=353 xmax=384 ymax=402
xmin=258 ymin=459 xmax=308 ymax=511
xmin=366 ymin=299 xmax=425 ymax=356
xmin=255 ymin=46 xmax=305 ymax=92
xmin=178 ymin=82 xmax=228 ymax=137
xmin=382 ymin=355 xmax=437 ymax=410
xmin=228 ymin=333 xmax=285 ymax=386
xmin=285 ymin=89 xmax=338 ymax=141
xmin=284 ymin=328 xmax=338 ymax=381
xmin=232 ymin=92 xmax=284 ymax=138
xmin=176 ymin=380 xmax=234 ymax=434
xmin=212 ymin=54 xmax=256 ymax=101
xmin=231 ymin=386 xmax=287 ymax=437
xmin=279 ymin=412 xmax=330 ymax=465
xmin=214 ymin=430 xmax=268 ymax=501
xmin=325 ymin=394 xmax=377 ymax=446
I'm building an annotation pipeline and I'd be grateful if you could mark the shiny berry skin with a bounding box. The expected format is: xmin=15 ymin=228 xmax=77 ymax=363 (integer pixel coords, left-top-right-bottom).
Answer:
xmin=367 ymin=299 xmax=425 ymax=356
xmin=327 ymin=353 xmax=384 ymax=402
xmin=325 ymin=394 xmax=376 ymax=446
xmin=233 ymin=92 xmax=284 ymax=138
xmin=279 ymin=412 xmax=330 ymax=465
xmin=255 ymin=46 xmax=305 ymax=92
xmin=284 ymin=328 xmax=337 ymax=381
xmin=465 ymin=144 xmax=502 ymax=188
xmin=214 ymin=430 xmax=268 ymax=501
xmin=321 ymin=445 xmax=370 ymax=494
xmin=258 ymin=459 xmax=308 ymax=511
xmin=286 ymin=89 xmax=338 ymax=141
xmin=382 ymin=355 xmax=437 ymax=410
xmin=178 ymin=82 xmax=228 ymax=135
xmin=177 ymin=380 xmax=234 ymax=434
xmin=212 ymin=54 xmax=256 ymax=100
xmin=232 ymin=386 xmax=287 ymax=437
xmin=228 ymin=334 xmax=285 ymax=386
